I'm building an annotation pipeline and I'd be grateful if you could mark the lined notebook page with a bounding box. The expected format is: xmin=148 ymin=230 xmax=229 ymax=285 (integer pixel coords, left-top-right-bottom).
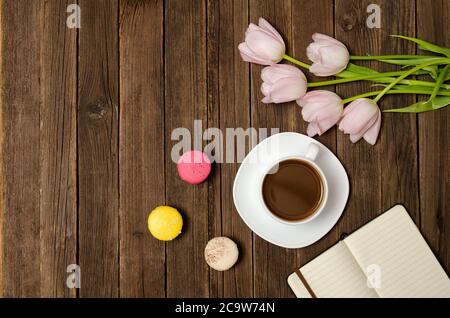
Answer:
xmin=345 ymin=205 xmax=450 ymax=298
xmin=288 ymin=241 xmax=378 ymax=298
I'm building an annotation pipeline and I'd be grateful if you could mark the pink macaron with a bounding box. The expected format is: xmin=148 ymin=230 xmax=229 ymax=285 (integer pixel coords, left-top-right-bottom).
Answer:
xmin=177 ymin=150 xmax=212 ymax=185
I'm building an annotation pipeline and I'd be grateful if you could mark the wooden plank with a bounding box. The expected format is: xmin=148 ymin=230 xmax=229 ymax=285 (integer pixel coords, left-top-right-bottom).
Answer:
xmin=1 ymin=0 xmax=43 ymax=297
xmin=206 ymin=0 xmax=253 ymax=297
xmin=205 ymin=0 xmax=223 ymax=297
xmin=249 ymin=0 xmax=300 ymax=298
xmin=376 ymin=1 xmax=419 ymax=220
xmin=40 ymin=0 xmax=77 ymax=297
xmin=119 ymin=0 xmax=165 ymax=297
xmin=218 ymin=0 xmax=253 ymax=298
xmin=290 ymin=0 xmax=340 ymax=277
xmin=0 ymin=12 xmax=2 ymax=294
xmin=335 ymin=0 xmax=382 ymax=237
xmin=78 ymin=0 xmax=119 ymax=297
xmin=164 ymin=0 xmax=209 ymax=297
xmin=0 ymin=1 xmax=2 ymax=296
xmin=335 ymin=0 xmax=419 ymax=234
xmin=416 ymin=0 xmax=450 ymax=272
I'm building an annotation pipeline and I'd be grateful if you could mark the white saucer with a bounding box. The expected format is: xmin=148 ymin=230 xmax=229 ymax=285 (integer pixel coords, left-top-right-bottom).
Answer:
xmin=232 ymin=132 xmax=349 ymax=249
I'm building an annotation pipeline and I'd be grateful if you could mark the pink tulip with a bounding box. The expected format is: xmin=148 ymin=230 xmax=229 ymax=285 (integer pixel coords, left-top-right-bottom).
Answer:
xmin=306 ymin=33 xmax=350 ymax=76
xmin=260 ymin=64 xmax=307 ymax=103
xmin=297 ymin=91 xmax=343 ymax=136
xmin=338 ymin=98 xmax=381 ymax=145
xmin=238 ymin=18 xmax=285 ymax=65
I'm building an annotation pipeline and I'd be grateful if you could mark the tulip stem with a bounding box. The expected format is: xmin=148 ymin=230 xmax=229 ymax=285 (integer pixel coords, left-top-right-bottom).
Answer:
xmin=342 ymin=89 xmax=450 ymax=104
xmin=284 ymin=54 xmax=450 ymax=92
xmin=373 ymin=58 xmax=449 ymax=103
xmin=282 ymin=54 xmax=311 ymax=70
xmin=307 ymin=70 xmax=420 ymax=87
xmin=283 ymin=54 xmax=450 ymax=89
xmin=372 ymin=78 xmax=450 ymax=90
xmin=350 ymin=55 xmax=436 ymax=60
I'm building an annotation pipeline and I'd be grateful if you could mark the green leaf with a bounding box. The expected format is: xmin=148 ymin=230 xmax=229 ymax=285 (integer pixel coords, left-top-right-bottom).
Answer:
xmin=347 ymin=63 xmax=379 ymax=74
xmin=371 ymin=77 xmax=400 ymax=83
xmin=338 ymin=63 xmax=379 ymax=78
xmin=339 ymin=62 xmax=430 ymax=81
xmin=432 ymin=96 xmax=450 ymax=109
xmin=391 ymin=85 xmax=434 ymax=92
xmin=423 ymin=65 xmax=438 ymax=79
xmin=428 ymin=64 xmax=450 ymax=101
xmin=384 ymin=101 xmax=432 ymax=113
xmin=380 ymin=57 xmax=442 ymax=66
xmin=397 ymin=65 xmax=433 ymax=76
xmin=369 ymin=84 xmax=450 ymax=94
xmin=392 ymin=35 xmax=450 ymax=57
xmin=443 ymin=67 xmax=450 ymax=81
xmin=383 ymin=96 xmax=450 ymax=113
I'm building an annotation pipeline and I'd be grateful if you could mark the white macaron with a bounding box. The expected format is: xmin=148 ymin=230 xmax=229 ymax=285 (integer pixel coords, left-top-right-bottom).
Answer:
xmin=204 ymin=237 xmax=239 ymax=271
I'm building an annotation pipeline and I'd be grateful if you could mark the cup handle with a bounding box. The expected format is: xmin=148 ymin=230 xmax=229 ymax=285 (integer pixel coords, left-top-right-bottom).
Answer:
xmin=305 ymin=143 xmax=319 ymax=161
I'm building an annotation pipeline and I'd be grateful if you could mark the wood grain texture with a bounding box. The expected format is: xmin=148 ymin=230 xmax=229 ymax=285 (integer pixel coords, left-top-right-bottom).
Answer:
xmin=78 ymin=0 xmax=119 ymax=297
xmin=376 ymin=0 xmax=419 ymax=222
xmin=291 ymin=0 xmax=340 ymax=273
xmin=206 ymin=0 xmax=253 ymax=297
xmin=205 ymin=0 xmax=223 ymax=297
xmin=416 ymin=0 xmax=450 ymax=273
xmin=0 ymin=0 xmax=448 ymax=298
xmin=119 ymin=0 xmax=165 ymax=297
xmin=40 ymin=0 xmax=77 ymax=298
xmin=335 ymin=0 xmax=383 ymax=238
xmin=249 ymin=0 xmax=299 ymax=298
xmin=164 ymin=0 xmax=209 ymax=297
xmin=0 ymin=1 xmax=3 ymax=296
xmin=1 ymin=0 xmax=43 ymax=297
xmin=219 ymin=0 xmax=253 ymax=298
xmin=335 ymin=0 xmax=420 ymax=268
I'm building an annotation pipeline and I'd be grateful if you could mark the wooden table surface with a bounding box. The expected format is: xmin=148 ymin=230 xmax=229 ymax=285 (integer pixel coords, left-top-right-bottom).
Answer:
xmin=0 ymin=0 xmax=448 ymax=298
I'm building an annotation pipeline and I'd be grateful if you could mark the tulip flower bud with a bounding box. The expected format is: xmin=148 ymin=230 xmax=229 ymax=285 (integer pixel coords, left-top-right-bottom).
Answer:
xmin=260 ymin=64 xmax=307 ymax=103
xmin=307 ymin=33 xmax=350 ymax=76
xmin=297 ymin=91 xmax=343 ymax=136
xmin=338 ymin=98 xmax=381 ymax=145
xmin=238 ymin=18 xmax=285 ymax=65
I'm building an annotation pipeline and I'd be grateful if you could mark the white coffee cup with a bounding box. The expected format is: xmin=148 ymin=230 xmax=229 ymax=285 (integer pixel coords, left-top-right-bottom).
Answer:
xmin=258 ymin=143 xmax=328 ymax=225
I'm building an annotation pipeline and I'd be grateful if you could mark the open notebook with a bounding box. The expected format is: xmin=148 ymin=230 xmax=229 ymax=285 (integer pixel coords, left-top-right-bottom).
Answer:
xmin=288 ymin=205 xmax=450 ymax=298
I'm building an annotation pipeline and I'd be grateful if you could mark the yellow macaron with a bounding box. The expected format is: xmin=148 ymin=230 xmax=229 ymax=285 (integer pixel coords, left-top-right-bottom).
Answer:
xmin=148 ymin=206 xmax=183 ymax=241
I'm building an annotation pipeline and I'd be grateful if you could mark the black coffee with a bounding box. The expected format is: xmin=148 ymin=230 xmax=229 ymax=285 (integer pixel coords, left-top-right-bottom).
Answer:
xmin=262 ymin=159 xmax=323 ymax=221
